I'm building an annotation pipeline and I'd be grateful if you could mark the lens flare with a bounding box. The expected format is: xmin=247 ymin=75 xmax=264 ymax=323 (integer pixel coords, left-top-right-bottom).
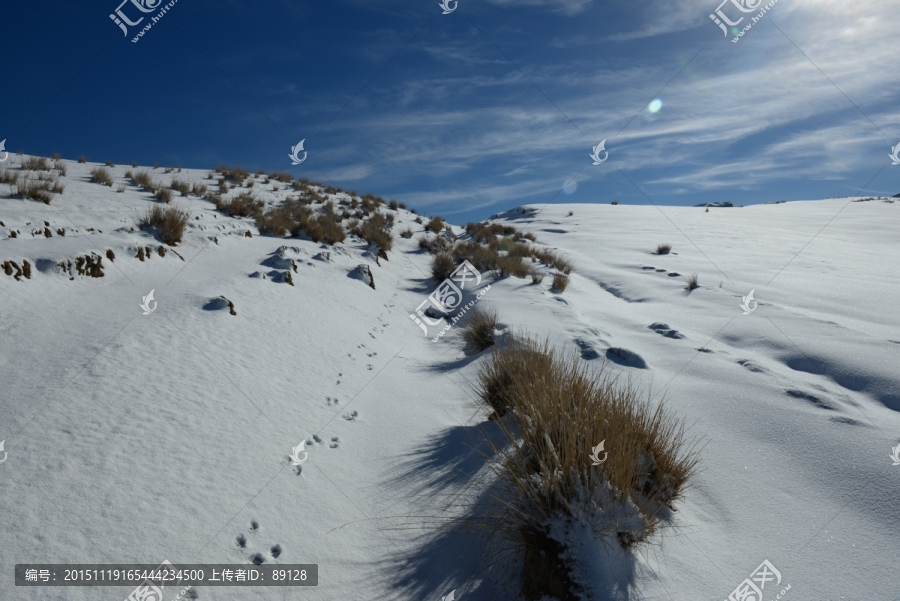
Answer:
xmin=562 ymin=179 xmax=577 ymax=194
xmin=648 ymin=98 xmax=663 ymax=114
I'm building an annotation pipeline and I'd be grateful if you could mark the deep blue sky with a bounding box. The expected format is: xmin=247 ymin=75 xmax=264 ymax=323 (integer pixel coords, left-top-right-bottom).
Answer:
xmin=2 ymin=0 xmax=898 ymax=223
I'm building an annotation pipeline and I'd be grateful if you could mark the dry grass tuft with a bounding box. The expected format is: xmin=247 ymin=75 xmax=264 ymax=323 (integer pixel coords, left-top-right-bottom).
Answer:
xmin=170 ymin=179 xmax=191 ymax=197
xmin=430 ymin=253 xmax=456 ymax=282
xmin=462 ymin=306 xmax=499 ymax=354
xmin=655 ymin=243 xmax=672 ymax=255
xmin=155 ymin=187 xmax=174 ymax=203
xmin=131 ymin=171 xmax=157 ymax=192
xmin=472 ymin=336 xmax=699 ymax=597
xmin=684 ymin=273 xmax=699 ymax=290
xmin=496 ymin=254 xmax=529 ymax=278
xmin=78 ymin=155 xmax=88 ymax=164
xmin=90 ymin=167 xmax=115 ymax=187
xmin=215 ymin=192 xmax=262 ymax=217
xmin=138 ymin=204 xmax=190 ymax=245
xmin=21 ymin=156 xmax=50 ymax=171
xmin=425 ymin=216 xmax=444 ymax=233
xmin=552 ymin=272 xmax=569 ymax=292
xmin=0 ymin=169 xmax=19 ymax=186
xmin=399 ymin=227 xmax=413 ymax=239
xmin=529 ymin=268 xmax=545 ymax=284
xmin=352 ymin=211 xmax=393 ymax=259
xmin=305 ymin=214 xmax=346 ymax=245
xmin=15 ymin=176 xmax=63 ymax=204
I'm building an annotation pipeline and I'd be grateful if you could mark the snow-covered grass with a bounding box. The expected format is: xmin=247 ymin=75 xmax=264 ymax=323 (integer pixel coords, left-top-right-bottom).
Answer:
xmin=0 ymin=153 xmax=899 ymax=600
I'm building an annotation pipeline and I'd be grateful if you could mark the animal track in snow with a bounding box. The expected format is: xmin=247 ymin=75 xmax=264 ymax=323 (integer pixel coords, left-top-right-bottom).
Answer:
xmin=366 ymin=364 xmax=374 ymax=370
xmin=330 ymin=436 xmax=340 ymax=448
xmin=248 ymin=520 xmax=259 ymax=533
xmin=667 ymin=272 xmax=681 ymax=277
xmin=648 ymin=323 xmax=684 ymax=339
xmin=326 ymin=396 xmax=340 ymax=406
xmin=235 ymin=535 xmax=247 ymax=548
xmin=785 ymin=389 xmax=838 ymax=411
xmin=313 ymin=434 xmax=323 ymax=443
xmin=342 ymin=411 xmax=358 ymax=421
xmin=270 ymin=544 xmax=282 ymax=558
xmin=737 ymin=359 xmax=765 ymax=373
xmin=605 ymin=347 xmax=647 ymax=369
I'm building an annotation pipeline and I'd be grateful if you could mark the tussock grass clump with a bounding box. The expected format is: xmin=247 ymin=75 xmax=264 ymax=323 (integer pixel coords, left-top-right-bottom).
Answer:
xmin=270 ymin=171 xmax=293 ymax=183
xmin=0 ymin=169 xmax=19 ymax=185
xmin=655 ymin=243 xmax=672 ymax=255
xmin=131 ymin=170 xmax=157 ymax=192
xmin=389 ymin=200 xmax=399 ymax=210
xmin=215 ymin=192 xmax=263 ymax=217
xmin=116 ymin=185 xmax=126 ymax=193
xmin=77 ymin=155 xmax=88 ymax=164
xmin=255 ymin=199 xmax=310 ymax=236
xmin=529 ymin=268 xmax=545 ymax=284
xmin=425 ymin=216 xmax=444 ymax=233
xmin=105 ymin=160 xmax=115 ymax=167
xmin=462 ymin=306 xmax=499 ymax=354
xmin=552 ymin=272 xmax=569 ymax=292
xmin=498 ymin=236 xmax=517 ymax=253
xmin=353 ymin=211 xmax=394 ymax=259
xmin=684 ymin=273 xmax=699 ymax=290
xmin=215 ymin=165 xmax=250 ymax=183
xmin=399 ymin=227 xmax=413 ymax=239
xmin=496 ymin=254 xmax=529 ymax=278
xmin=53 ymin=159 xmax=67 ymax=176
xmin=21 ymin=156 xmax=50 ymax=171
xmin=473 ymin=336 xmax=699 ymax=598
xmin=155 ymin=187 xmax=174 ymax=203
xmin=15 ymin=176 xmax=63 ymax=204
xmin=170 ymin=179 xmax=191 ymax=197
xmin=534 ymin=249 xmax=572 ymax=274
xmin=90 ymin=167 xmax=115 ymax=187
xmin=138 ymin=204 xmax=190 ymax=245
xmin=191 ymin=182 xmax=208 ymax=197
xmin=431 ymin=253 xmax=456 ymax=282
xmin=305 ymin=214 xmax=346 ymax=245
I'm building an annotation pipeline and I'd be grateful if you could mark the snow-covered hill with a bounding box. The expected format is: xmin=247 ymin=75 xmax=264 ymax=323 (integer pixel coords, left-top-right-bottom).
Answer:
xmin=1 ymin=156 xmax=898 ymax=600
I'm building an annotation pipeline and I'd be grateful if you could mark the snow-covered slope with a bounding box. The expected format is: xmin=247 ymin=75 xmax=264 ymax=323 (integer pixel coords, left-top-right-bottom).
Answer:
xmin=1 ymin=157 xmax=898 ymax=600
